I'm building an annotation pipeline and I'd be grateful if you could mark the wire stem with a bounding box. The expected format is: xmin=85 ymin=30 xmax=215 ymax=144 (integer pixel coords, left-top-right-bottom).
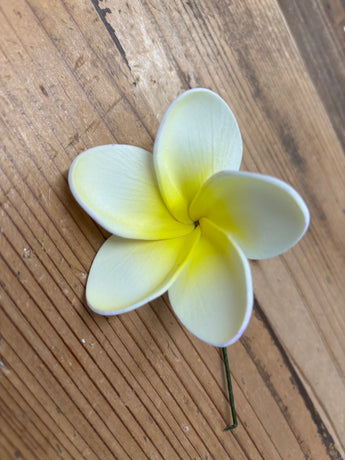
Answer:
xmin=222 ymin=347 xmax=238 ymax=431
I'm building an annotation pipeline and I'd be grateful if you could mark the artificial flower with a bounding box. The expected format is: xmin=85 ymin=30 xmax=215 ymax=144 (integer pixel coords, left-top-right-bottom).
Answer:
xmin=69 ymin=88 xmax=309 ymax=347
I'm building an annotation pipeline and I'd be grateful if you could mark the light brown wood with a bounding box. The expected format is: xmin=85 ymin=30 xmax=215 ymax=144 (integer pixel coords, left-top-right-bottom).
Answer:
xmin=1 ymin=0 xmax=344 ymax=458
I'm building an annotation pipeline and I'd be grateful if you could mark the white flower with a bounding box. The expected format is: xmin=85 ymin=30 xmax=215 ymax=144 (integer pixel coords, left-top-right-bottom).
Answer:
xmin=69 ymin=89 xmax=309 ymax=347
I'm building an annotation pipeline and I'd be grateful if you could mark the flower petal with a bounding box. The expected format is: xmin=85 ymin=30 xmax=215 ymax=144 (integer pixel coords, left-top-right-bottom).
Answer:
xmin=69 ymin=145 xmax=193 ymax=239
xmin=86 ymin=228 xmax=201 ymax=315
xmin=190 ymin=171 xmax=310 ymax=259
xmin=169 ymin=219 xmax=253 ymax=347
xmin=154 ymin=89 xmax=242 ymax=223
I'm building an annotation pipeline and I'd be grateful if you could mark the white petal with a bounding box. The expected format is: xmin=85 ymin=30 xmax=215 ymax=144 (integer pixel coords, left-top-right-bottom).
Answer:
xmin=190 ymin=171 xmax=310 ymax=259
xmin=69 ymin=145 xmax=193 ymax=239
xmin=154 ymin=89 xmax=242 ymax=223
xmin=86 ymin=228 xmax=200 ymax=315
xmin=169 ymin=219 xmax=253 ymax=347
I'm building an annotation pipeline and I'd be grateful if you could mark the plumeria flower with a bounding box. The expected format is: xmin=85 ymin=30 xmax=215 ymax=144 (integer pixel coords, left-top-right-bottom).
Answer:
xmin=69 ymin=88 xmax=309 ymax=347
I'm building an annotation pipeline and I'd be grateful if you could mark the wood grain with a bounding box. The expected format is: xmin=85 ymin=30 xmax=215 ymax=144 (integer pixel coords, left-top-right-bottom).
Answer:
xmin=1 ymin=0 xmax=344 ymax=458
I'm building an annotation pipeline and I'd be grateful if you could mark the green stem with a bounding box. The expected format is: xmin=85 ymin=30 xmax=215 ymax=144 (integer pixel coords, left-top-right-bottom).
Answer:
xmin=222 ymin=347 xmax=238 ymax=431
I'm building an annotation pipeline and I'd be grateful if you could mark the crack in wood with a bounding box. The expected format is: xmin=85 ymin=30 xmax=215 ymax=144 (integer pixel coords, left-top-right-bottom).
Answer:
xmin=250 ymin=297 xmax=342 ymax=460
xmin=90 ymin=0 xmax=131 ymax=71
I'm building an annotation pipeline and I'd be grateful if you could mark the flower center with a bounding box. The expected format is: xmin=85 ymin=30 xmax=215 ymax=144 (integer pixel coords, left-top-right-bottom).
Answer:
xmin=194 ymin=220 xmax=200 ymax=228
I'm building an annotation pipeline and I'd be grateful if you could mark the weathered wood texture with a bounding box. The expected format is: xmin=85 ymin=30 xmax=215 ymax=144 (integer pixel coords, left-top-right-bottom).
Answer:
xmin=1 ymin=0 xmax=344 ymax=458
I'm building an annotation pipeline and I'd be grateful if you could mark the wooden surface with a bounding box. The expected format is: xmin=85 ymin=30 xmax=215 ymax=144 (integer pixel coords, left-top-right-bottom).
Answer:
xmin=1 ymin=0 xmax=345 ymax=458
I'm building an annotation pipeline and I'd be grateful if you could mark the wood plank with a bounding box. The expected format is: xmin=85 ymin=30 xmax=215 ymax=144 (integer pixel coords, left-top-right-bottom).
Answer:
xmin=1 ymin=0 xmax=344 ymax=458
xmin=278 ymin=0 xmax=345 ymax=150
xmin=0 ymin=384 xmax=61 ymax=459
